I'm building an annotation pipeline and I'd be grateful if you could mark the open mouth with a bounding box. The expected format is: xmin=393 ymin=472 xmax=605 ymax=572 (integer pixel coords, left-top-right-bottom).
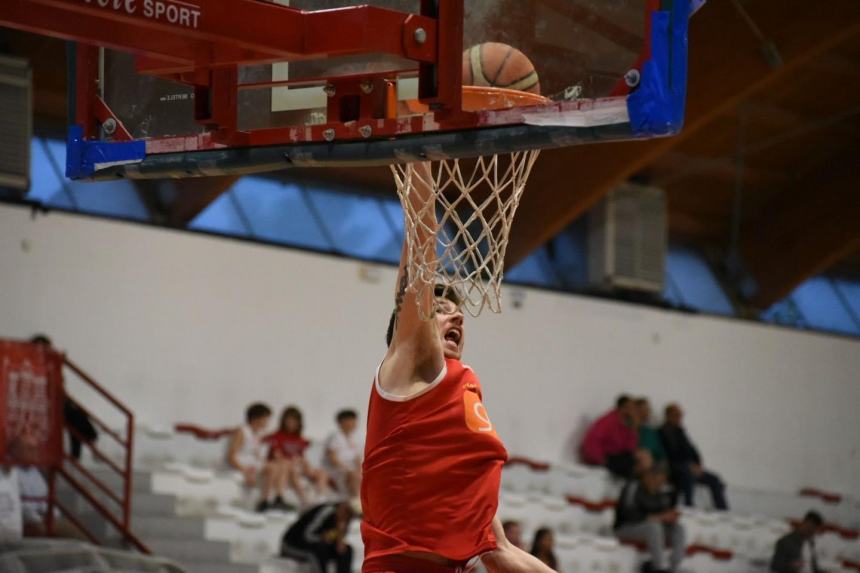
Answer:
xmin=444 ymin=328 xmax=461 ymax=346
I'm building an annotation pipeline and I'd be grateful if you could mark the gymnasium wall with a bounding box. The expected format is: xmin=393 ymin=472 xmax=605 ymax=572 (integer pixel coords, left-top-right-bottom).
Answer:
xmin=2 ymin=203 xmax=859 ymax=498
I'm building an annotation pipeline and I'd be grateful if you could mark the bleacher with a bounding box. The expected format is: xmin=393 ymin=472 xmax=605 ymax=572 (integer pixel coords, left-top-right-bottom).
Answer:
xmin=71 ymin=423 xmax=860 ymax=573
xmin=0 ymin=538 xmax=184 ymax=573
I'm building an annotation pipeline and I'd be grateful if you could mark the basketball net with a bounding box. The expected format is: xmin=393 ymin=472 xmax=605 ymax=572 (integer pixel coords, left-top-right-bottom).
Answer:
xmin=391 ymin=150 xmax=541 ymax=319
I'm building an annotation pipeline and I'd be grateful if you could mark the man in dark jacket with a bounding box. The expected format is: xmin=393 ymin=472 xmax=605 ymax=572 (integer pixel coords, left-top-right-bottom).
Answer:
xmin=771 ymin=511 xmax=825 ymax=573
xmin=614 ymin=466 xmax=686 ymax=573
xmin=281 ymin=501 xmax=353 ymax=573
xmin=659 ymin=403 xmax=728 ymax=510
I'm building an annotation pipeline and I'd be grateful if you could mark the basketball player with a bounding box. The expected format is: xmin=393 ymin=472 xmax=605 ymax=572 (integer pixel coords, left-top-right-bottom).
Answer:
xmin=361 ymin=163 xmax=555 ymax=573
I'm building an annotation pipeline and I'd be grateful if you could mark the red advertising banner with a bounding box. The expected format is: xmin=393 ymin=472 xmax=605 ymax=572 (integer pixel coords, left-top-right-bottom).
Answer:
xmin=0 ymin=340 xmax=64 ymax=467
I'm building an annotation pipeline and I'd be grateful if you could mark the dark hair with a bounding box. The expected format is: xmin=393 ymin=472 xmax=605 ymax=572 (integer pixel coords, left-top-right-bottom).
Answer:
xmin=385 ymin=283 xmax=463 ymax=346
xmin=803 ymin=511 xmax=824 ymax=526
xmin=336 ymin=409 xmax=358 ymax=423
xmin=30 ymin=334 xmax=52 ymax=346
xmin=634 ymin=397 xmax=649 ymax=407
xmin=502 ymin=520 xmax=520 ymax=530
xmin=530 ymin=528 xmax=557 ymax=569
xmin=280 ymin=406 xmax=304 ymax=435
xmin=616 ymin=394 xmax=632 ymax=410
xmin=245 ymin=403 xmax=272 ymax=424
xmin=665 ymin=402 xmax=680 ymax=416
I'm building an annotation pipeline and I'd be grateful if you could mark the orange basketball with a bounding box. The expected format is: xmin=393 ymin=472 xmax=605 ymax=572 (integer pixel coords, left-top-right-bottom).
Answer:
xmin=462 ymin=42 xmax=541 ymax=95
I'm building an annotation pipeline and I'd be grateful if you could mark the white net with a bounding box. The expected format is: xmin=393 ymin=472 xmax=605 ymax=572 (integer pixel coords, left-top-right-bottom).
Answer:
xmin=391 ymin=150 xmax=541 ymax=319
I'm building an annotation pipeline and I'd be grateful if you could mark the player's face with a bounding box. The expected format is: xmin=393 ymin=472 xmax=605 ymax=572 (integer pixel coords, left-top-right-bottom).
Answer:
xmin=435 ymin=297 xmax=465 ymax=359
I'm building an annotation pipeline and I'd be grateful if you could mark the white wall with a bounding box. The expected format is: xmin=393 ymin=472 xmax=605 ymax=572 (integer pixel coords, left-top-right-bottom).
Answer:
xmin=2 ymin=204 xmax=859 ymax=498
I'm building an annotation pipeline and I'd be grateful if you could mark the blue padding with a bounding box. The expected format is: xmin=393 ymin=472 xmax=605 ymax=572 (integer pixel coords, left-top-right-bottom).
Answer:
xmin=65 ymin=125 xmax=146 ymax=180
xmin=628 ymin=0 xmax=693 ymax=137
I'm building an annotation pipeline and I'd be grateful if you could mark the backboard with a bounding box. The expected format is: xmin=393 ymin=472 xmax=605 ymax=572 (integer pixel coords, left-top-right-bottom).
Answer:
xmin=52 ymin=0 xmax=696 ymax=179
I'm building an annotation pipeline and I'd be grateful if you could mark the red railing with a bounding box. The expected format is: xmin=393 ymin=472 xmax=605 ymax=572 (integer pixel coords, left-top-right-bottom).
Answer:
xmin=48 ymin=355 xmax=149 ymax=553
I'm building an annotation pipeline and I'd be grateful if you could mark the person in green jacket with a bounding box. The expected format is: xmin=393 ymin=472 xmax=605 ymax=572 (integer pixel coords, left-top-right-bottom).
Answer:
xmin=635 ymin=398 xmax=666 ymax=465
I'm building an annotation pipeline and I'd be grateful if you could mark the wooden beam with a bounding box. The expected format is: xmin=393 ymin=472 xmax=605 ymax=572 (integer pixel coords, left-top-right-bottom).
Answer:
xmin=171 ymin=177 xmax=240 ymax=226
xmin=539 ymin=0 xmax=643 ymax=54
xmin=652 ymin=152 xmax=792 ymax=189
xmin=741 ymin=151 xmax=860 ymax=308
xmin=134 ymin=176 xmax=238 ymax=227
xmin=505 ymin=0 xmax=860 ymax=266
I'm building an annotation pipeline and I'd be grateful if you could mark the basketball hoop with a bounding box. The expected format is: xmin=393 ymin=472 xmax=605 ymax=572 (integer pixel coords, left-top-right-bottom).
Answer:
xmin=391 ymin=88 xmax=546 ymax=319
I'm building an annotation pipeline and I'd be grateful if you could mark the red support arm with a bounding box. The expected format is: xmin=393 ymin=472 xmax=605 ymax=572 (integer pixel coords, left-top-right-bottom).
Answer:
xmin=0 ymin=0 xmax=438 ymax=73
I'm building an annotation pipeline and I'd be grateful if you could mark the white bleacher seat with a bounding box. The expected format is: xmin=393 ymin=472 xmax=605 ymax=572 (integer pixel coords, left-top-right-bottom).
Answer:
xmin=260 ymin=556 xmax=312 ymax=573
xmin=556 ymin=505 xmax=588 ymax=536
xmin=532 ymin=496 xmax=569 ymax=532
xmin=118 ymin=420 xmax=860 ymax=573
xmin=818 ymin=531 xmax=850 ymax=563
xmin=739 ymin=522 xmax=780 ymax=560
xmin=136 ymin=424 xmax=178 ymax=468
xmin=501 ymin=463 xmax=535 ymax=493
xmin=526 ymin=469 xmax=551 ymax=496
xmin=557 ymin=535 xmax=633 ymax=573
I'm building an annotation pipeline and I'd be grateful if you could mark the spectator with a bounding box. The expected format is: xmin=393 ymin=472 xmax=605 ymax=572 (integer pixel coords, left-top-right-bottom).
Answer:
xmin=226 ymin=402 xmax=289 ymax=512
xmin=614 ymin=466 xmax=686 ymax=573
xmin=581 ymin=395 xmax=639 ymax=478
xmin=322 ymin=409 xmax=362 ymax=498
xmin=634 ymin=448 xmax=655 ymax=476
xmin=267 ymin=406 xmax=330 ymax=507
xmin=635 ymin=398 xmax=665 ymax=465
xmin=31 ymin=335 xmax=98 ymax=460
xmin=280 ymin=501 xmax=354 ymax=573
xmin=659 ymin=403 xmax=728 ymax=510
xmin=503 ymin=520 xmax=524 ymax=550
xmin=771 ymin=511 xmax=825 ymax=573
xmin=530 ymin=527 xmax=560 ymax=571
xmin=0 ymin=440 xmax=24 ymax=541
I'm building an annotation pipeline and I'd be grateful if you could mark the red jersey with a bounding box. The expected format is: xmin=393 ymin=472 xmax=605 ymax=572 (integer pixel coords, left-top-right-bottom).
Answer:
xmin=265 ymin=431 xmax=309 ymax=460
xmin=361 ymin=358 xmax=508 ymax=568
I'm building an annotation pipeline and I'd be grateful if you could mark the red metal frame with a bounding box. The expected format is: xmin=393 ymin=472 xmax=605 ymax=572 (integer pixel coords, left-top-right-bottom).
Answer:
xmin=55 ymin=355 xmax=146 ymax=551
xmin=1 ymin=0 xmax=664 ymax=167
xmin=0 ymin=0 xmax=467 ymax=145
xmin=0 ymin=339 xmax=145 ymax=551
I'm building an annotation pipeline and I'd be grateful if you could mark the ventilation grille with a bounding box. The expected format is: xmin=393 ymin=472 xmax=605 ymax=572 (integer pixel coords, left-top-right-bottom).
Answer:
xmin=587 ymin=184 xmax=667 ymax=292
xmin=0 ymin=56 xmax=32 ymax=191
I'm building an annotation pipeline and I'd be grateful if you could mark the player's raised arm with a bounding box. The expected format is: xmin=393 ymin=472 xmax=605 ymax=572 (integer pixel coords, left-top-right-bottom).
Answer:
xmin=380 ymin=162 xmax=446 ymax=392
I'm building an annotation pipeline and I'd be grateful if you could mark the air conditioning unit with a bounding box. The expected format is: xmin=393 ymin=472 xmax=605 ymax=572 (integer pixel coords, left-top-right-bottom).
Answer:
xmin=0 ymin=55 xmax=32 ymax=191
xmin=587 ymin=183 xmax=667 ymax=293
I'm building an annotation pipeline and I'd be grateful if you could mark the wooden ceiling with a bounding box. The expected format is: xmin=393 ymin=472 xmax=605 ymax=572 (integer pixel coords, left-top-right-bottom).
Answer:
xmin=3 ymin=0 xmax=860 ymax=309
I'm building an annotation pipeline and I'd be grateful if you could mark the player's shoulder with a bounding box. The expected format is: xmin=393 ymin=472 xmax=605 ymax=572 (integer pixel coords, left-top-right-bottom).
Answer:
xmin=448 ymin=359 xmax=483 ymax=388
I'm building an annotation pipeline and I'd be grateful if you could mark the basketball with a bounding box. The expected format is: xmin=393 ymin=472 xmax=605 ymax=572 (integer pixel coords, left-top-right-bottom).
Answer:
xmin=462 ymin=42 xmax=541 ymax=95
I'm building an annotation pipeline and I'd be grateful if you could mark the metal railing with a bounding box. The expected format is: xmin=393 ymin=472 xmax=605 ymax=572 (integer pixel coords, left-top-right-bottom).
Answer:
xmin=47 ymin=355 xmax=149 ymax=553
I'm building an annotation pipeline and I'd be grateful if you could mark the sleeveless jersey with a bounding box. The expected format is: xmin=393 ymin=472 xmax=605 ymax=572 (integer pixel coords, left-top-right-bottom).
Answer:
xmin=232 ymin=424 xmax=264 ymax=469
xmin=361 ymin=358 xmax=508 ymax=567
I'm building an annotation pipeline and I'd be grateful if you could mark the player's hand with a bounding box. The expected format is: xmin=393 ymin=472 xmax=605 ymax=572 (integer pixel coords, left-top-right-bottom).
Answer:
xmin=691 ymin=463 xmax=704 ymax=477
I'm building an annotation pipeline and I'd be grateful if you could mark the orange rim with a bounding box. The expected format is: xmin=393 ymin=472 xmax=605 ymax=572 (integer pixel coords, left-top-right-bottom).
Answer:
xmin=404 ymin=86 xmax=549 ymax=115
